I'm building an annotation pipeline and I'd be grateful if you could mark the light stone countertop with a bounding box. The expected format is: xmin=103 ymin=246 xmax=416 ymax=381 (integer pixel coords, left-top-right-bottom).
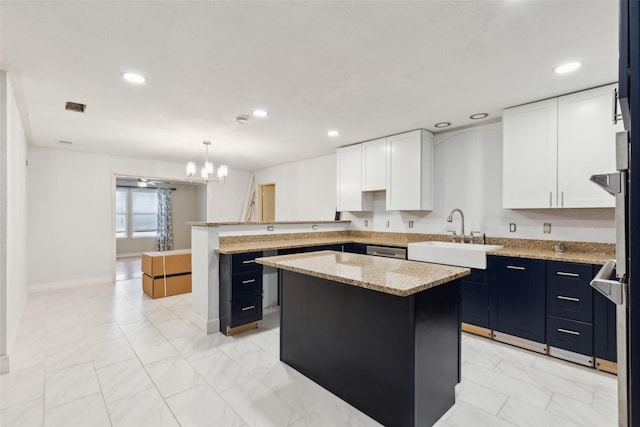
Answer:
xmin=219 ymin=237 xmax=353 ymax=254
xmin=487 ymin=247 xmax=614 ymax=265
xmin=256 ymin=250 xmax=470 ymax=297
xmin=188 ymin=220 xmax=351 ymax=226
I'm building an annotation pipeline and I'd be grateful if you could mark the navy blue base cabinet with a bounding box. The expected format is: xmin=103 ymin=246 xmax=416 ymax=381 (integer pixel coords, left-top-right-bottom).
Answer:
xmin=593 ymin=271 xmax=618 ymax=364
xmin=460 ymin=269 xmax=489 ymax=328
xmin=219 ymin=251 xmax=264 ymax=335
xmin=489 ymin=256 xmax=546 ymax=343
xmin=280 ymin=269 xmax=460 ymax=427
xmin=545 ymin=261 xmax=594 ymax=360
xmin=342 ymin=243 xmax=367 ymax=254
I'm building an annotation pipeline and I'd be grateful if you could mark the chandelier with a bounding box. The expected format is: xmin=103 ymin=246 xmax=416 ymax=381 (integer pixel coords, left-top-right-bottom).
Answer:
xmin=186 ymin=141 xmax=228 ymax=184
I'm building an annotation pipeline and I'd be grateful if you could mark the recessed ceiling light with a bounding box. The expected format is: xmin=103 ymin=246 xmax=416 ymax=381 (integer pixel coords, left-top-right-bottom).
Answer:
xmin=327 ymin=130 xmax=340 ymax=137
xmin=122 ymin=72 xmax=147 ymax=84
xmin=470 ymin=113 xmax=489 ymax=120
xmin=434 ymin=122 xmax=451 ymax=128
xmin=252 ymin=109 xmax=268 ymax=117
xmin=553 ymin=61 xmax=582 ymax=74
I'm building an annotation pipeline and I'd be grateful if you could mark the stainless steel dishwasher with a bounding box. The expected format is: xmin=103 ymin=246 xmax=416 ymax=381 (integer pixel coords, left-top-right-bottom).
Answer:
xmin=366 ymin=245 xmax=407 ymax=259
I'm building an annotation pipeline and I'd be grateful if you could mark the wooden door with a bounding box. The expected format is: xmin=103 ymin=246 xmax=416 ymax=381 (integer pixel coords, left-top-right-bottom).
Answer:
xmin=259 ymin=184 xmax=275 ymax=221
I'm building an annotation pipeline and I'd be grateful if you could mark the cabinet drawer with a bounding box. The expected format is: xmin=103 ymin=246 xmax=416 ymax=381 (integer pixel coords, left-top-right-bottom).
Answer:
xmin=230 ymin=296 xmax=263 ymax=327
xmin=546 ymin=262 xmax=593 ymax=322
xmin=232 ymin=270 xmax=263 ymax=300
xmin=546 ymin=315 xmax=593 ymax=356
xmin=232 ymin=251 xmax=264 ymax=273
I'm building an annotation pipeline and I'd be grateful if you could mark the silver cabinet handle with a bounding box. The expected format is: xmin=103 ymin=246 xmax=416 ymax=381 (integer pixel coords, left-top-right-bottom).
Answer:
xmin=507 ymin=265 xmax=525 ymax=270
xmin=561 ymin=191 xmax=564 ymax=207
xmin=242 ymin=279 xmax=256 ymax=284
xmin=557 ymin=271 xmax=580 ymax=278
xmin=242 ymin=260 xmax=256 ymax=264
xmin=558 ymin=328 xmax=580 ymax=336
xmin=549 ymin=192 xmax=552 ymax=208
xmin=242 ymin=305 xmax=256 ymax=311
xmin=613 ymin=87 xmax=624 ymax=124
xmin=557 ymin=295 xmax=580 ymax=302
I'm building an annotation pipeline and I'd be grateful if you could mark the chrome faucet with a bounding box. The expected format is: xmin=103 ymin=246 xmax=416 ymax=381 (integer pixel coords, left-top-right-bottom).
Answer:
xmin=447 ymin=208 xmax=465 ymax=243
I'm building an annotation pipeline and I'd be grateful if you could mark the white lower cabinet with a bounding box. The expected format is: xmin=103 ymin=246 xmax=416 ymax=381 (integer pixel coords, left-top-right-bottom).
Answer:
xmin=503 ymin=84 xmax=622 ymax=209
xmin=386 ymin=130 xmax=433 ymax=211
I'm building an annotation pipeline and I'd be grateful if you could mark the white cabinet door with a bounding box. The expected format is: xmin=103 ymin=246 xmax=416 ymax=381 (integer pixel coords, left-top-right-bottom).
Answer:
xmin=386 ymin=130 xmax=433 ymax=211
xmin=337 ymin=144 xmax=372 ymax=211
xmin=361 ymin=138 xmax=387 ymax=191
xmin=557 ymin=84 xmax=622 ymax=208
xmin=502 ymin=98 xmax=558 ymax=208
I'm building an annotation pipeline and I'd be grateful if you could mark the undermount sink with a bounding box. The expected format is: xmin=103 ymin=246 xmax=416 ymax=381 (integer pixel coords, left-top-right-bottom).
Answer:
xmin=407 ymin=241 xmax=503 ymax=270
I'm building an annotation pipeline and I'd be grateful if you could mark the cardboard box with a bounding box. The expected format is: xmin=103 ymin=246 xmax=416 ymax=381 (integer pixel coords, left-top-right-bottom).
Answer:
xmin=141 ymin=249 xmax=191 ymax=278
xmin=142 ymin=273 xmax=192 ymax=299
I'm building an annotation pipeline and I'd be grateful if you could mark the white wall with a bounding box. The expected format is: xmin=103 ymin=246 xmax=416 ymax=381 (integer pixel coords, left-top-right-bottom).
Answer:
xmin=27 ymin=146 xmax=248 ymax=288
xmin=1 ymin=72 xmax=29 ymax=364
xmin=255 ymin=123 xmax=614 ymax=242
xmin=207 ymin=169 xmax=253 ymax=222
xmin=116 ymin=183 xmax=203 ymax=256
xmin=253 ymin=154 xmax=337 ymax=221
xmin=172 ymin=183 xmax=202 ymax=249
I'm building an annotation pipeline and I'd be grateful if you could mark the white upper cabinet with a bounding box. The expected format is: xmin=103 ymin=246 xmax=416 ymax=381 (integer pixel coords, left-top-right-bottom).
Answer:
xmin=503 ymin=84 xmax=621 ymax=209
xmin=557 ymin=84 xmax=623 ymax=208
xmin=361 ymin=138 xmax=387 ymax=191
xmin=386 ymin=130 xmax=433 ymax=211
xmin=503 ymin=98 xmax=558 ymax=208
xmin=337 ymin=144 xmax=372 ymax=211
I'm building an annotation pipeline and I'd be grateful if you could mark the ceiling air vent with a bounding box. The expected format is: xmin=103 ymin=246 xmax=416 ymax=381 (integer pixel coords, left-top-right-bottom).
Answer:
xmin=56 ymin=140 xmax=73 ymax=145
xmin=65 ymin=101 xmax=86 ymax=113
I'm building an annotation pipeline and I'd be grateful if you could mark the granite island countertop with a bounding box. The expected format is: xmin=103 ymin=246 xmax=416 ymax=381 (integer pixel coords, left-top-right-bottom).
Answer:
xmin=256 ymin=250 xmax=470 ymax=297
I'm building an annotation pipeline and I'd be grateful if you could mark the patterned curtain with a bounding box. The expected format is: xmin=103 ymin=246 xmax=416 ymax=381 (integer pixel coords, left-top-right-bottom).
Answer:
xmin=156 ymin=188 xmax=173 ymax=251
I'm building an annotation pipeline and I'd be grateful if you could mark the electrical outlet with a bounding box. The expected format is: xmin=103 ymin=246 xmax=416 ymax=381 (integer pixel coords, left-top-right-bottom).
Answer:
xmin=364 ymin=220 xmax=368 ymax=227
xmin=509 ymin=223 xmax=517 ymax=233
xmin=385 ymin=220 xmax=390 ymax=228
xmin=409 ymin=220 xmax=414 ymax=228
xmin=543 ymin=223 xmax=552 ymax=233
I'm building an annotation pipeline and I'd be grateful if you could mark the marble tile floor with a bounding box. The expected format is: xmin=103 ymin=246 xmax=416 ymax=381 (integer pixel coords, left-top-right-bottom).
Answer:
xmin=0 ymin=279 xmax=618 ymax=427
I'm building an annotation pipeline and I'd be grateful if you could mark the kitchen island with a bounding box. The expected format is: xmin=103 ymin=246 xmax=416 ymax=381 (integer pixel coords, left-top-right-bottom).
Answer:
xmin=257 ymin=251 xmax=469 ymax=427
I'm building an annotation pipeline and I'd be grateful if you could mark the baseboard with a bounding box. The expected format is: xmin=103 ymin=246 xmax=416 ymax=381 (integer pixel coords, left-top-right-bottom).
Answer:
xmin=8 ymin=290 xmax=29 ymax=355
xmin=0 ymin=354 xmax=9 ymax=374
xmin=191 ymin=311 xmax=220 ymax=335
xmin=116 ymin=252 xmax=143 ymax=258
xmin=29 ymin=275 xmax=113 ymax=293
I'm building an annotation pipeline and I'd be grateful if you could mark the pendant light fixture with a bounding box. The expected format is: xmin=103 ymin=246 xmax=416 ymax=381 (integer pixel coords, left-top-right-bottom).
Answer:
xmin=186 ymin=141 xmax=228 ymax=184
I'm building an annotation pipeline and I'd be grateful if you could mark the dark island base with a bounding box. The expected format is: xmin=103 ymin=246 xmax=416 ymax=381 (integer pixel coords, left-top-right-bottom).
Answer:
xmin=280 ymin=270 xmax=460 ymax=427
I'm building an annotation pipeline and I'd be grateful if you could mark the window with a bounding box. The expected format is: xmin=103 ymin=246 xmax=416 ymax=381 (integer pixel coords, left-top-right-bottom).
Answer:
xmin=132 ymin=190 xmax=158 ymax=237
xmin=115 ymin=189 xmax=128 ymax=238
xmin=116 ymin=187 xmax=158 ymax=238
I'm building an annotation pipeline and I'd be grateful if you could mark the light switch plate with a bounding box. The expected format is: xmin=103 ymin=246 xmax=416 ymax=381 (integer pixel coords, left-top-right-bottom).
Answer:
xmin=543 ymin=223 xmax=552 ymax=233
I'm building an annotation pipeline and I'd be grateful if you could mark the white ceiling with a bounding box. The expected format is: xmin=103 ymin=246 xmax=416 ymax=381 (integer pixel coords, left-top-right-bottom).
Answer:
xmin=0 ymin=1 xmax=619 ymax=171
